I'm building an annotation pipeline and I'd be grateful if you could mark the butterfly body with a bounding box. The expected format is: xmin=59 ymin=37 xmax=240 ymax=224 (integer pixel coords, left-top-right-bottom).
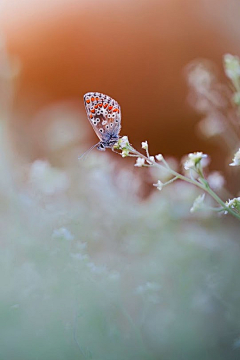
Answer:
xmin=83 ymin=92 xmax=121 ymax=151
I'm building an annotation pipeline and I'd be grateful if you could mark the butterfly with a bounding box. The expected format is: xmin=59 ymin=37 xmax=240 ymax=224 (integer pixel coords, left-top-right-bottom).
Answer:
xmin=80 ymin=92 xmax=121 ymax=156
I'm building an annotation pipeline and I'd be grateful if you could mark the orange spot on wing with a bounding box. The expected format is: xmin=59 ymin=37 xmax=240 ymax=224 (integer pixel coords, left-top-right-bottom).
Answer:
xmin=90 ymin=109 xmax=95 ymax=113
xmin=89 ymin=113 xmax=93 ymax=119
xmin=108 ymin=105 xmax=113 ymax=110
xmin=86 ymin=99 xmax=90 ymax=104
xmin=113 ymin=108 xmax=118 ymax=112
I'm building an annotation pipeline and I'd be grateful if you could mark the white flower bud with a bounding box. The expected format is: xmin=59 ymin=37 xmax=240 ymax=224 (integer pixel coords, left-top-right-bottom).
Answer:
xmin=141 ymin=141 xmax=148 ymax=150
xmin=135 ymin=157 xmax=145 ymax=167
xmin=155 ymin=154 xmax=163 ymax=161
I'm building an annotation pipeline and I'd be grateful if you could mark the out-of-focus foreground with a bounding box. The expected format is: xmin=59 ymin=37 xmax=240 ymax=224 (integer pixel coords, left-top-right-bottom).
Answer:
xmin=0 ymin=40 xmax=240 ymax=360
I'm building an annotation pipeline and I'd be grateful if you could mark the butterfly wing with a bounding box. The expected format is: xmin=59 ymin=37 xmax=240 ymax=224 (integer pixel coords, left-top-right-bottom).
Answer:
xmin=83 ymin=92 xmax=121 ymax=144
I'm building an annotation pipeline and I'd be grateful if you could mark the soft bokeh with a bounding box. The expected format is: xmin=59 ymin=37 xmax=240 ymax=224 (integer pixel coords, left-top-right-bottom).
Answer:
xmin=0 ymin=1 xmax=240 ymax=359
xmin=1 ymin=0 xmax=240 ymax=159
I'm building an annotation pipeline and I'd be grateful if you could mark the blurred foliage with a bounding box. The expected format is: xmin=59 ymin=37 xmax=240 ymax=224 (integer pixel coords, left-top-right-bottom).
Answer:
xmin=0 ymin=42 xmax=240 ymax=360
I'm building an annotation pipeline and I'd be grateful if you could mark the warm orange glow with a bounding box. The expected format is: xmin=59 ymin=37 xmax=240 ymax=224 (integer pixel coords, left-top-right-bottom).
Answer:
xmin=0 ymin=0 xmax=240 ymax=161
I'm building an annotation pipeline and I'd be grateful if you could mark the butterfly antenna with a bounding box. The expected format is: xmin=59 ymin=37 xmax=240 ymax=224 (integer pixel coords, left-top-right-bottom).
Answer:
xmin=78 ymin=142 xmax=99 ymax=160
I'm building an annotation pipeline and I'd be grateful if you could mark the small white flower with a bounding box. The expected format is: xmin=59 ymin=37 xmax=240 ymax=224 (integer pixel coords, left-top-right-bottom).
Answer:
xmin=189 ymin=152 xmax=208 ymax=162
xmin=135 ymin=157 xmax=145 ymax=167
xmin=223 ymin=54 xmax=240 ymax=80
xmin=119 ymin=136 xmax=129 ymax=149
xmin=207 ymin=171 xmax=225 ymax=190
xmin=184 ymin=152 xmax=208 ymax=170
xmin=141 ymin=141 xmax=148 ymax=150
xmin=230 ymin=148 xmax=240 ymax=166
xmin=190 ymin=194 xmax=205 ymax=213
xmin=184 ymin=159 xmax=195 ymax=171
xmin=153 ymin=180 xmax=163 ymax=191
xmin=225 ymin=197 xmax=240 ymax=213
xmin=147 ymin=156 xmax=155 ymax=164
xmin=225 ymin=198 xmax=235 ymax=208
xmin=155 ymin=154 xmax=163 ymax=161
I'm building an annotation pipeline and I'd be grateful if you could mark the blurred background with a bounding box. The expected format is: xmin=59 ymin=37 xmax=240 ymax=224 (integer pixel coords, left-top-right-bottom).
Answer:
xmin=1 ymin=0 xmax=240 ymax=161
xmin=1 ymin=0 xmax=240 ymax=359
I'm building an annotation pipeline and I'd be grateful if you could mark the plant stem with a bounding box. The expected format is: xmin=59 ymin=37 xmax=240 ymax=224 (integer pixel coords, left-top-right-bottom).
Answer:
xmin=128 ymin=146 xmax=240 ymax=220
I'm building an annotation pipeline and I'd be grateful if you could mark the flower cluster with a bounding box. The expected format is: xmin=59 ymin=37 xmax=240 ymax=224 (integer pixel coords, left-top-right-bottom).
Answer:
xmin=116 ymin=135 xmax=240 ymax=220
xmin=225 ymin=197 xmax=240 ymax=214
xmin=113 ymin=54 xmax=240 ymax=221
xmin=183 ymin=152 xmax=208 ymax=171
xmin=114 ymin=136 xmax=130 ymax=157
